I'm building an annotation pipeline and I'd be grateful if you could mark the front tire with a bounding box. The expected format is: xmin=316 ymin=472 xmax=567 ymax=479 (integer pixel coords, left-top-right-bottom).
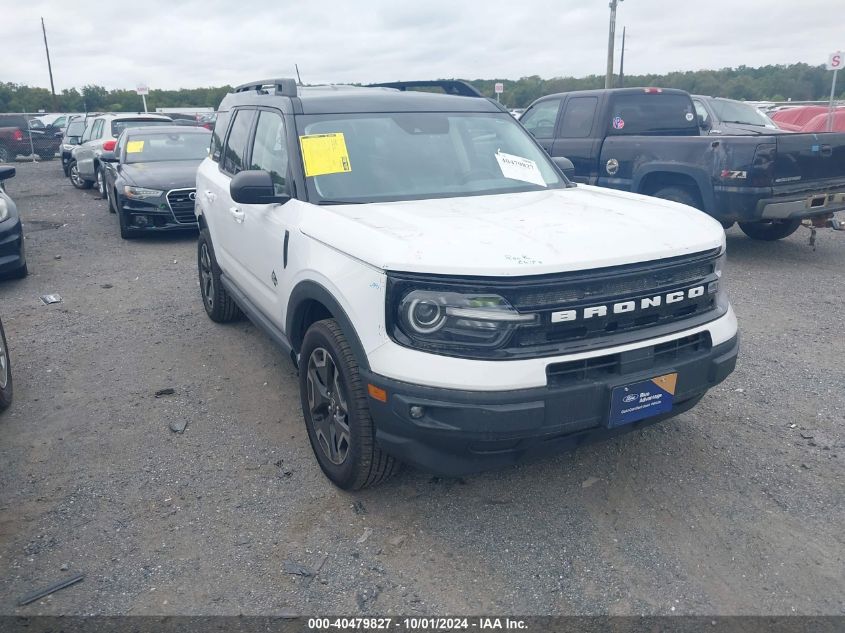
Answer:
xmin=738 ymin=220 xmax=801 ymax=241
xmin=299 ymin=319 xmax=400 ymax=490
xmin=197 ymin=229 xmax=241 ymax=322
xmin=69 ymin=161 xmax=93 ymax=189
xmin=0 ymin=319 xmax=13 ymax=412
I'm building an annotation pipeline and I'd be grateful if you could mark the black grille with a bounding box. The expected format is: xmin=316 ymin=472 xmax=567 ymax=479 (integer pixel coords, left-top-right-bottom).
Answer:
xmin=167 ymin=189 xmax=197 ymax=224
xmin=546 ymin=332 xmax=711 ymax=386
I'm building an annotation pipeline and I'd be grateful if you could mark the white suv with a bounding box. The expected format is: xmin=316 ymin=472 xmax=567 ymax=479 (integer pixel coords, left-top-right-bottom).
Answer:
xmin=195 ymin=79 xmax=739 ymax=489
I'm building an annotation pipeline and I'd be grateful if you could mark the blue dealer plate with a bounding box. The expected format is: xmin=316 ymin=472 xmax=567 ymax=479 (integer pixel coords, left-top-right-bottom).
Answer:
xmin=609 ymin=373 xmax=678 ymax=427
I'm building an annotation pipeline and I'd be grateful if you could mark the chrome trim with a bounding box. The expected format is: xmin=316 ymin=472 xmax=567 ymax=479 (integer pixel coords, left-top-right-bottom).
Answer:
xmin=165 ymin=187 xmax=198 ymax=225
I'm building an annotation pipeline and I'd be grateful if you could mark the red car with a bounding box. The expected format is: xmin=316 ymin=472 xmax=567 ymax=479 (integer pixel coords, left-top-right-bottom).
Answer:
xmin=771 ymin=105 xmax=845 ymax=132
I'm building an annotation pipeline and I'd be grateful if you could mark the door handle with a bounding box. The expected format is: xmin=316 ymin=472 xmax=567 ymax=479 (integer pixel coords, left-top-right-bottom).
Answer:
xmin=229 ymin=207 xmax=245 ymax=223
xmin=204 ymin=190 xmax=216 ymax=202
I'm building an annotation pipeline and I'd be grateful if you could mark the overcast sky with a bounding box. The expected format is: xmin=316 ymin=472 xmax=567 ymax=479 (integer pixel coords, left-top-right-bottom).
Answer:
xmin=5 ymin=0 xmax=842 ymax=91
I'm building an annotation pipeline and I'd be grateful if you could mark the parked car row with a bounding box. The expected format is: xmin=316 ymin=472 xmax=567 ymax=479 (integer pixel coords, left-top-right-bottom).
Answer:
xmin=0 ymin=114 xmax=62 ymax=162
xmin=63 ymin=112 xmax=207 ymax=239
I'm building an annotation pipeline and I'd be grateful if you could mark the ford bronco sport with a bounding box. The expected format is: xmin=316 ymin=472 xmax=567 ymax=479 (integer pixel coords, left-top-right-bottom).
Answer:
xmin=195 ymin=79 xmax=739 ymax=489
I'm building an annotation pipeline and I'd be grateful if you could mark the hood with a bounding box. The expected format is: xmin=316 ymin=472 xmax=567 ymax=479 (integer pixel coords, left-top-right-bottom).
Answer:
xmin=299 ymin=186 xmax=725 ymax=277
xmin=120 ymin=160 xmax=201 ymax=190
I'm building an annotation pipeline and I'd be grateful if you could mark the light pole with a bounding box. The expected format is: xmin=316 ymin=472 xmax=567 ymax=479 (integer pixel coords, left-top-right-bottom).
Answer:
xmin=605 ymin=0 xmax=623 ymax=89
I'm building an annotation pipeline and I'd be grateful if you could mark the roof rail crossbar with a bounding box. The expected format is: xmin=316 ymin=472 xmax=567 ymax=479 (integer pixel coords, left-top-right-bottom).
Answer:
xmin=366 ymin=80 xmax=483 ymax=98
xmin=234 ymin=78 xmax=298 ymax=97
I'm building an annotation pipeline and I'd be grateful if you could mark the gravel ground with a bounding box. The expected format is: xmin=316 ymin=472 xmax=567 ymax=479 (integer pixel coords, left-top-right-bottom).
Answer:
xmin=0 ymin=161 xmax=842 ymax=616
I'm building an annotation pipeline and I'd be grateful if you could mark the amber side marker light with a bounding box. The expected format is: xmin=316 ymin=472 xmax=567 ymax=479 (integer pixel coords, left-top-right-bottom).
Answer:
xmin=368 ymin=384 xmax=387 ymax=403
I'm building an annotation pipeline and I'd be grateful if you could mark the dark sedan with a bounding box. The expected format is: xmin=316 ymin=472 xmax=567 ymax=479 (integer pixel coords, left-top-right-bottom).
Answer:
xmin=101 ymin=126 xmax=210 ymax=239
xmin=0 ymin=166 xmax=27 ymax=279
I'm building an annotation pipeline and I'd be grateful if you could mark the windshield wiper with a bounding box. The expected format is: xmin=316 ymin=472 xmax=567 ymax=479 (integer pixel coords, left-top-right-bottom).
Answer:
xmin=318 ymin=200 xmax=364 ymax=205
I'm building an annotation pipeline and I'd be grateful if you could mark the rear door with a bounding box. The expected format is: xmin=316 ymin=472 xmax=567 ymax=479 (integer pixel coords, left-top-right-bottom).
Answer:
xmin=519 ymin=98 xmax=562 ymax=155
xmin=205 ymin=107 xmax=256 ymax=283
xmin=549 ymin=95 xmax=602 ymax=184
xmin=76 ymin=118 xmax=104 ymax=180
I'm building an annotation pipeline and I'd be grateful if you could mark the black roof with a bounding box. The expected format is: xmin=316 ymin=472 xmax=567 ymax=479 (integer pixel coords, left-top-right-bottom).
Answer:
xmin=219 ymin=79 xmax=502 ymax=115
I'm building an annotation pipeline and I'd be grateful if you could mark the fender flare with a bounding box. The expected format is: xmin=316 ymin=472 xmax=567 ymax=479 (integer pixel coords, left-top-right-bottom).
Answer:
xmin=286 ymin=280 xmax=370 ymax=371
xmin=633 ymin=164 xmax=715 ymax=213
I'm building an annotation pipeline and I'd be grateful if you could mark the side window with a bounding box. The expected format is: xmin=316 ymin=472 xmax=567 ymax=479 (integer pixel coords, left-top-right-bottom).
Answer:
xmin=249 ymin=111 xmax=289 ymax=196
xmin=520 ymin=99 xmax=561 ymax=138
xmin=210 ymin=110 xmax=231 ymax=162
xmin=693 ymin=100 xmax=710 ymax=126
xmin=92 ymin=119 xmax=104 ymax=140
xmin=559 ymin=97 xmax=598 ymax=138
xmin=221 ymin=109 xmax=254 ymax=175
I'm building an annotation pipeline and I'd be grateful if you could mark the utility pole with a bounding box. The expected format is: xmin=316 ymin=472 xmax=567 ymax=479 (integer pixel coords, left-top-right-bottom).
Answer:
xmin=618 ymin=27 xmax=626 ymax=88
xmin=41 ymin=17 xmax=58 ymax=112
xmin=605 ymin=0 xmax=623 ymax=89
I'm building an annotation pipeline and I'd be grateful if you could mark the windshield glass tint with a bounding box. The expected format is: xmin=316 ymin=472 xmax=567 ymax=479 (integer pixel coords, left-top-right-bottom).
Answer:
xmin=608 ymin=94 xmax=699 ymax=135
xmin=124 ymin=132 xmax=210 ymax=164
xmin=297 ymin=112 xmax=564 ymax=204
xmin=111 ymin=119 xmax=172 ymax=138
xmin=710 ymin=100 xmax=773 ymax=127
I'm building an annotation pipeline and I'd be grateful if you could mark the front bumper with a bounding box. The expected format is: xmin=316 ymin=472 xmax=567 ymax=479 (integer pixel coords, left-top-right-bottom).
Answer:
xmin=119 ymin=199 xmax=198 ymax=233
xmin=0 ymin=218 xmax=25 ymax=275
xmin=363 ymin=334 xmax=739 ymax=476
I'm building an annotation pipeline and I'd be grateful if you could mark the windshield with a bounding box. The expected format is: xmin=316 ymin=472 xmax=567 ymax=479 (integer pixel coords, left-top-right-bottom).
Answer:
xmin=710 ymin=100 xmax=774 ymax=127
xmin=123 ymin=131 xmax=210 ymax=164
xmin=66 ymin=121 xmax=86 ymax=137
xmin=111 ymin=119 xmax=171 ymax=138
xmin=297 ymin=112 xmax=565 ymax=204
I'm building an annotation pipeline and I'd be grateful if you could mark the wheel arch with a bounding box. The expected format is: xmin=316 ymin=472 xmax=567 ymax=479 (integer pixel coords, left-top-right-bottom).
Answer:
xmin=634 ymin=166 xmax=714 ymax=212
xmin=286 ymin=280 xmax=370 ymax=371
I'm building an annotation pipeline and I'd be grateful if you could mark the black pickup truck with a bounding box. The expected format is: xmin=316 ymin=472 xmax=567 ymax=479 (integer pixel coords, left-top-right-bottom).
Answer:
xmin=520 ymin=87 xmax=845 ymax=240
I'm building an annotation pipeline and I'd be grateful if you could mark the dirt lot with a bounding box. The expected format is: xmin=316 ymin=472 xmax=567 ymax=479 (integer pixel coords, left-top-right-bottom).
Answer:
xmin=0 ymin=160 xmax=842 ymax=616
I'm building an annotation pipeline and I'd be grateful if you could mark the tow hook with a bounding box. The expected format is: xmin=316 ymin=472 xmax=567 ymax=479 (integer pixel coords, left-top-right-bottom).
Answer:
xmin=801 ymin=214 xmax=845 ymax=249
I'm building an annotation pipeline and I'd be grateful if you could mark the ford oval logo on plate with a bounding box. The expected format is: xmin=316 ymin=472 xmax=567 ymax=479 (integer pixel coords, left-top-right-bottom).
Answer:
xmin=623 ymin=393 xmax=638 ymax=403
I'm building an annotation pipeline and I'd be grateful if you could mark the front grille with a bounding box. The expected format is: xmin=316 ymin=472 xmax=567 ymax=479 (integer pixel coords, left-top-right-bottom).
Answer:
xmin=166 ymin=189 xmax=197 ymax=224
xmin=546 ymin=332 xmax=711 ymax=386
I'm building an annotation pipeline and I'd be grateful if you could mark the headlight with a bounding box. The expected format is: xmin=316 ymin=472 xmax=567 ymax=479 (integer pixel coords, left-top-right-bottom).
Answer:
xmin=124 ymin=186 xmax=164 ymax=199
xmin=0 ymin=198 xmax=8 ymax=223
xmin=395 ymin=289 xmax=537 ymax=351
xmin=62 ymin=144 xmax=74 ymax=151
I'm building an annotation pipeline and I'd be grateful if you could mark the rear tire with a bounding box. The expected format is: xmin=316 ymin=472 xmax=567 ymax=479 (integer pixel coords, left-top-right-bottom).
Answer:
xmin=652 ymin=185 xmax=702 ymax=209
xmin=300 ymin=319 xmax=400 ymax=490
xmin=738 ymin=220 xmax=801 ymax=241
xmin=38 ymin=152 xmax=54 ymax=161
xmin=0 ymin=319 xmax=13 ymax=412
xmin=197 ymin=229 xmax=241 ymax=322
xmin=96 ymin=167 xmax=105 ymax=198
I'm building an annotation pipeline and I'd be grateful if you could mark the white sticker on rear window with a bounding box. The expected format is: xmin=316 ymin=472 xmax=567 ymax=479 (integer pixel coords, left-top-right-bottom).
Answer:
xmin=495 ymin=151 xmax=546 ymax=187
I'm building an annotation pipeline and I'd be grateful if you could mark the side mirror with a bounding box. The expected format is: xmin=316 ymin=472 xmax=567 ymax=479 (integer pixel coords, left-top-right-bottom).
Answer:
xmin=68 ymin=136 xmax=81 ymax=145
xmin=230 ymin=170 xmax=290 ymax=205
xmin=552 ymin=156 xmax=576 ymax=180
xmin=100 ymin=151 xmax=117 ymax=163
xmin=0 ymin=166 xmax=15 ymax=180
xmin=698 ymin=115 xmax=711 ymax=131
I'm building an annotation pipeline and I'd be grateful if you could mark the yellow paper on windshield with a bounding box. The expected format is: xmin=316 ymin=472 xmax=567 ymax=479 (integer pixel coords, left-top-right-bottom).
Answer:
xmin=126 ymin=140 xmax=145 ymax=153
xmin=299 ymin=133 xmax=351 ymax=177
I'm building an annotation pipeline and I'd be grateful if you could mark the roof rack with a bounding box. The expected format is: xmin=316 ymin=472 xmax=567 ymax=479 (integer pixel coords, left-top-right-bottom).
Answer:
xmin=233 ymin=78 xmax=298 ymax=97
xmin=366 ymin=80 xmax=482 ymax=98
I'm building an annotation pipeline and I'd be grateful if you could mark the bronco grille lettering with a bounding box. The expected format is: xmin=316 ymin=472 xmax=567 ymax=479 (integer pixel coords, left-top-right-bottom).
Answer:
xmin=550 ymin=285 xmax=706 ymax=324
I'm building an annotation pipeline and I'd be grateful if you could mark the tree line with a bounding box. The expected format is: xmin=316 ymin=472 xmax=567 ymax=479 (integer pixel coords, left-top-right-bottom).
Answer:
xmin=1 ymin=63 xmax=841 ymax=113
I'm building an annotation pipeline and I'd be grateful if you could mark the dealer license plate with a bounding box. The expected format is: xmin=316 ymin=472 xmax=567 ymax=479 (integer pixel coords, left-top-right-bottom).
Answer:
xmin=609 ymin=373 xmax=678 ymax=428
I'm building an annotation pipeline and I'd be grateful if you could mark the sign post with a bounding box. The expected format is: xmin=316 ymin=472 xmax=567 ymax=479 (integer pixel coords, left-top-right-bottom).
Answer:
xmin=136 ymin=84 xmax=150 ymax=113
xmin=826 ymin=52 xmax=843 ymax=132
xmin=494 ymin=82 xmax=504 ymax=103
